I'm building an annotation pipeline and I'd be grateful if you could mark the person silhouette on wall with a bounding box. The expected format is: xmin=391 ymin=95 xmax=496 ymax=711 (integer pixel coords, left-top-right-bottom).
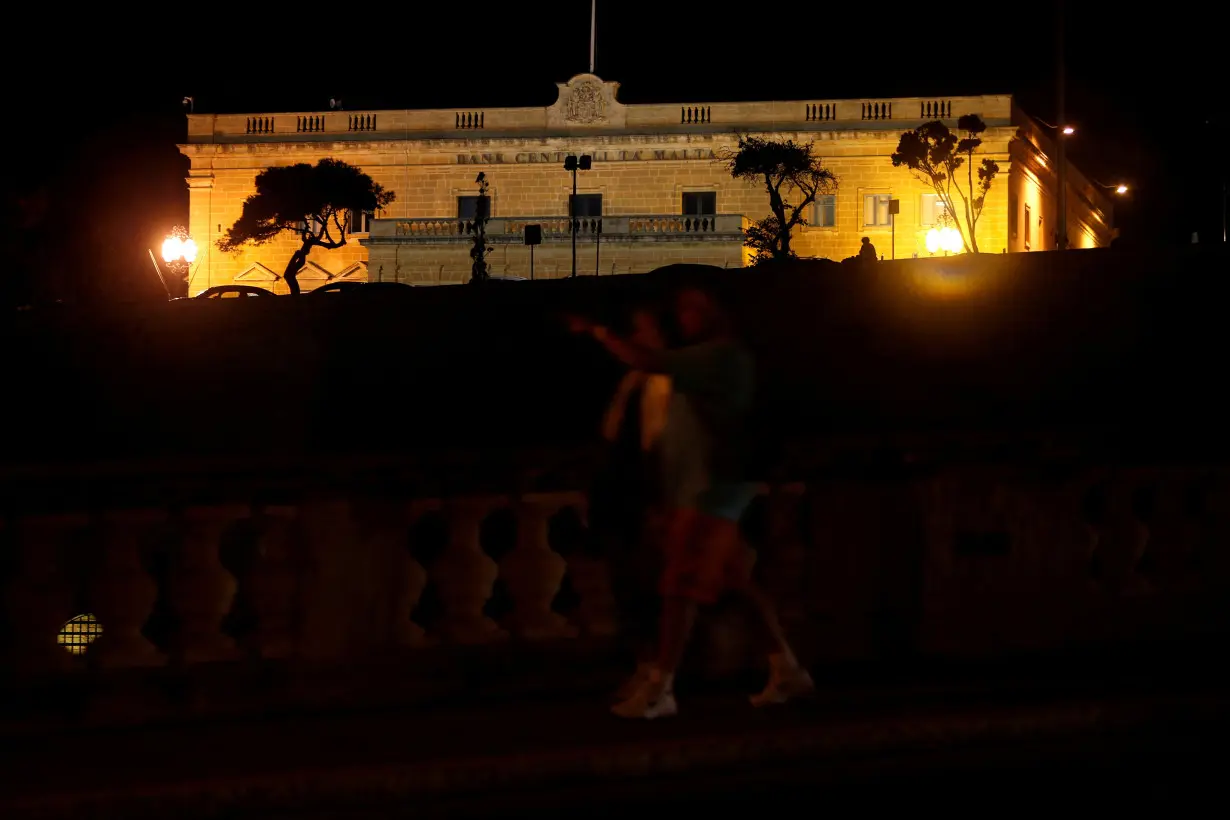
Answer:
xmin=858 ymin=236 xmax=878 ymax=264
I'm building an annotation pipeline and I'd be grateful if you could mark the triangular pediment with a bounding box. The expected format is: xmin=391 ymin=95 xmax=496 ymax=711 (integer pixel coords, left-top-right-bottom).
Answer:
xmin=235 ymin=262 xmax=280 ymax=282
xmin=297 ymin=261 xmax=332 ymax=281
xmin=336 ymin=261 xmax=368 ymax=280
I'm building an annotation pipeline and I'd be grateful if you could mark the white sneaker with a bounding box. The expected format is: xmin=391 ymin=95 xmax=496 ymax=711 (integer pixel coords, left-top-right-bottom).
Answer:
xmin=611 ymin=672 xmax=678 ymax=719
xmin=750 ymin=658 xmax=815 ymax=708
xmin=614 ymin=662 xmax=654 ymax=701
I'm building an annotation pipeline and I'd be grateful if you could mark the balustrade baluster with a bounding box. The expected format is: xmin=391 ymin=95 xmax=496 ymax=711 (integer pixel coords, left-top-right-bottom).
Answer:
xmin=169 ymin=505 xmax=245 ymax=665
xmin=501 ymin=493 xmax=579 ymax=640
xmin=88 ymin=510 xmax=164 ymax=669
xmin=435 ymin=498 xmax=506 ymax=644
xmin=3 ymin=514 xmax=87 ymax=681
xmin=387 ymin=500 xmax=436 ymax=647
xmin=558 ymin=498 xmax=619 ymax=636
xmin=762 ymin=484 xmax=807 ymax=628
xmin=1147 ymin=473 xmax=1201 ymax=591
xmin=350 ymin=498 xmax=432 ymax=651
xmin=295 ymin=499 xmax=364 ymax=660
xmin=247 ymin=505 xmax=300 ymax=659
xmin=1093 ymin=472 xmax=1153 ymax=597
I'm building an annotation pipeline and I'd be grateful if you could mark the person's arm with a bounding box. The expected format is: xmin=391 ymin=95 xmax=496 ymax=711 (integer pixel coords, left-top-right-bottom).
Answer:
xmin=565 ymin=314 xmax=667 ymax=373
xmin=590 ymin=325 xmax=667 ymax=373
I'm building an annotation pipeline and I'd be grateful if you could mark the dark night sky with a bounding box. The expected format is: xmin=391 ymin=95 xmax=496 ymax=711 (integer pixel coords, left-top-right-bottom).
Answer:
xmin=5 ymin=2 xmax=1224 ymax=300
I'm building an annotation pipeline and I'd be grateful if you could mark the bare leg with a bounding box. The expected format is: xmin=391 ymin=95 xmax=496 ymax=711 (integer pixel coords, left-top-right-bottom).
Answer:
xmin=653 ymin=507 xmax=701 ymax=676
xmin=734 ymin=583 xmax=795 ymax=664
xmin=655 ymin=595 xmax=699 ymax=675
xmin=612 ymin=508 xmax=700 ymax=718
xmin=703 ymin=519 xmax=810 ymax=705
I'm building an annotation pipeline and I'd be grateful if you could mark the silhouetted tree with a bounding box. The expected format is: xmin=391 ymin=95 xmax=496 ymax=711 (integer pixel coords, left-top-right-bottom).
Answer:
xmin=723 ymin=134 xmax=837 ymax=262
xmin=217 ymin=159 xmax=394 ymax=295
xmin=891 ymin=115 xmax=1003 ymax=253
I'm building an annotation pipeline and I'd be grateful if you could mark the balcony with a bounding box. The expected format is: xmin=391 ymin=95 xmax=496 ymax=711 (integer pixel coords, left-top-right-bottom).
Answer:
xmin=360 ymin=214 xmax=751 ymax=281
xmin=363 ymin=214 xmax=749 ymax=244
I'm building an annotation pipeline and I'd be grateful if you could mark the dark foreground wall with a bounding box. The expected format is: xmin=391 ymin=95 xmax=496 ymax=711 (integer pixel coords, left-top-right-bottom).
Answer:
xmin=4 ymin=245 xmax=1228 ymax=468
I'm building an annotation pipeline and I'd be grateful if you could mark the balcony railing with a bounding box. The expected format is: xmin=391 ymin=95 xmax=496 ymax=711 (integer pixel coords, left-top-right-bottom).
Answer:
xmin=364 ymin=214 xmax=749 ymax=243
xmin=187 ymin=95 xmax=1012 ymax=141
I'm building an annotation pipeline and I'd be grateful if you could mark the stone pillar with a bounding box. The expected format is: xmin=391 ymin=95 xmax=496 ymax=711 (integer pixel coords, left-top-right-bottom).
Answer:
xmin=186 ymin=171 xmax=215 ymax=295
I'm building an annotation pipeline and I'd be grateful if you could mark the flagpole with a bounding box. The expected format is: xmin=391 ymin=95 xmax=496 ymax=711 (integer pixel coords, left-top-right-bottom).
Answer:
xmin=589 ymin=0 xmax=596 ymax=73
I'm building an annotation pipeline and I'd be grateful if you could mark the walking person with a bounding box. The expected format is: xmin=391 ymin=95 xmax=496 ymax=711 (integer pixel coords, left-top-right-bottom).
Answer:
xmin=568 ymin=282 xmax=813 ymax=719
xmin=587 ymin=305 xmax=672 ymax=698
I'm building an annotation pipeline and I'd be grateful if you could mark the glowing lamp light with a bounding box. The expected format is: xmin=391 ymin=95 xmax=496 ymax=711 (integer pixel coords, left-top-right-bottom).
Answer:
xmin=1062 ymin=125 xmax=1075 ymax=135
xmin=1115 ymin=184 xmax=1128 ymax=195
xmin=925 ymin=226 xmax=963 ymax=255
xmin=162 ymin=233 xmax=198 ymax=265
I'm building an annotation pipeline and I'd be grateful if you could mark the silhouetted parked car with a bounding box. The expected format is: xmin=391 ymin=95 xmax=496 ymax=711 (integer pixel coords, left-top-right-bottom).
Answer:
xmin=187 ymin=285 xmax=278 ymax=299
xmin=310 ymin=281 xmax=416 ymax=295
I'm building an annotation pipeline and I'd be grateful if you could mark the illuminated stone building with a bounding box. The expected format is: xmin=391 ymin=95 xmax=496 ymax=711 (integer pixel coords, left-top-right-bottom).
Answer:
xmin=179 ymin=74 xmax=1114 ymax=293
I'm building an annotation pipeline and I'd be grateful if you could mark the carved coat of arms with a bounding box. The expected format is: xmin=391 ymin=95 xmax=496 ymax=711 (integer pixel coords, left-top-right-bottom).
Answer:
xmin=565 ymin=81 xmax=607 ymax=124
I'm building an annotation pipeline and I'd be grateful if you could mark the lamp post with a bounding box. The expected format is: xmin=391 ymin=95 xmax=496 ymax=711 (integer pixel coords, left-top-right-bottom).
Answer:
xmin=469 ymin=172 xmax=492 ymax=283
xmin=563 ymin=154 xmax=591 ymax=278
xmin=1055 ymin=0 xmax=1067 ymax=250
xmin=1089 ymin=179 xmax=1130 ymax=238
xmin=1035 ymin=116 xmax=1076 ymax=250
xmin=161 ymin=225 xmax=198 ymax=297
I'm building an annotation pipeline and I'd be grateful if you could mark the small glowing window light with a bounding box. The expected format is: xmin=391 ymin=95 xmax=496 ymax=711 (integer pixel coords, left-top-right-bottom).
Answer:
xmin=58 ymin=613 xmax=103 ymax=655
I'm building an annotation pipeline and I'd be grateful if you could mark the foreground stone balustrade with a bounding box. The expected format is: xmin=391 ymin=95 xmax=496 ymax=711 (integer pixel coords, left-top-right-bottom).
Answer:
xmin=1 ymin=458 xmax=1229 ymax=732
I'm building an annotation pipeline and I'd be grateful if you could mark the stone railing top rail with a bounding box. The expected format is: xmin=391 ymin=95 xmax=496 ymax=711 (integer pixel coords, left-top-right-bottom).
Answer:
xmin=186 ymin=80 xmax=1013 ymax=141
xmin=365 ymin=214 xmax=749 ymax=238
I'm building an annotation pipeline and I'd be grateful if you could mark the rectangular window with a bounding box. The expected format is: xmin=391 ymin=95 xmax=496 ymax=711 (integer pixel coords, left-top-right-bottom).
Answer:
xmin=1024 ymin=203 xmax=1032 ymax=248
xmin=813 ymin=195 xmax=836 ymax=227
xmin=349 ymin=210 xmax=374 ymax=233
xmin=457 ymin=195 xmax=490 ymax=221
xmin=682 ymin=191 xmax=717 ymax=215
xmin=569 ymin=193 xmax=603 ymax=217
xmin=863 ymin=193 xmax=892 ymax=226
xmin=1008 ymin=191 xmax=1019 ymax=240
xmin=919 ymin=194 xmax=949 ymax=227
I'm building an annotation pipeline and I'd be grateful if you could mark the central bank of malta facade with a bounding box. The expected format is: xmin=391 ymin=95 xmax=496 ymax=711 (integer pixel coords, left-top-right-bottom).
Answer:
xmin=179 ymin=74 xmax=1114 ymax=293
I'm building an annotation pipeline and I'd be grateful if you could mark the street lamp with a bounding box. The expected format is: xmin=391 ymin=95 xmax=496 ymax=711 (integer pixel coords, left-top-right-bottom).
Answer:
xmin=925 ymin=211 xmax=963 ymax=256
xmin=161 ymin=225 xmax=198 ymax=295
xmin=925 ymin=225 xmax=963 ymax=256
xmin=1035 ymin=117 xmax=1074 ymax=249
xmin=1091 ymin=179 xmax=1129 ymax=195
xmin=564 ymin=154 xmax=591 ymax=278
xmin=1035 ymin=117 xmax=1075 ymax=137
